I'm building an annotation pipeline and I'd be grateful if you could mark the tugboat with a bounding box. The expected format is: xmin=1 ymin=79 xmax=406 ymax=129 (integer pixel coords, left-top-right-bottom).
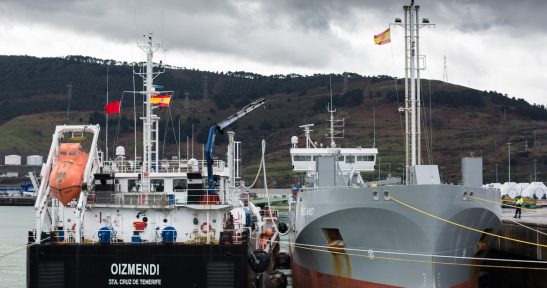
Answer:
xmin=288 ymin=2 xmax=502 ymax=287
xmin=27 ymin=34 xmax=281 ymax=288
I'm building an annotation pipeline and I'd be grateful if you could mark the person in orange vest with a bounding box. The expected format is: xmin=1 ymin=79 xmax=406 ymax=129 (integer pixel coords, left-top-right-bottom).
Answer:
xmin=514 ymin=196 xmax=523 ymax=219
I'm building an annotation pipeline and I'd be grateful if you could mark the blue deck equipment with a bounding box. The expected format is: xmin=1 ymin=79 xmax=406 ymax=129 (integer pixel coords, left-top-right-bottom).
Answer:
xmin=205 ymin=98 xmax=265 ymax=193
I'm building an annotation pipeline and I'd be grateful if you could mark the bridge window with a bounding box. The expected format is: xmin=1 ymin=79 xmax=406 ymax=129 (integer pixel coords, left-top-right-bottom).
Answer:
xmin=128 ymin=180 xmax=140 ymax=192
xmin=338 ymin=156 xmax=345 ymax=161
xmin=173 ymin=179 xmax=187 ymax=192
xmin=345 ymin=156 xmax=355 ymax=163
xmin=151 ymin=179 xmax=165 ymax=192
xmin=293 ymin=155 xmax=312 ymax=161
xmin=357 ymin=155 xmax=375 ymax=161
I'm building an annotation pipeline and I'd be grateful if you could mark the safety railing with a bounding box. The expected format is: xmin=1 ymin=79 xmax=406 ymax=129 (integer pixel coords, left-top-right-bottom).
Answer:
xmin=88 ymin=188 xmax=234 ymax=207
xmin=259 ymin=209 xmax=279 ymax=220
xmin=101 ymin=159 xmax=226 ymax=174
xmin=89 ymin=191 xmax=175 ymax=208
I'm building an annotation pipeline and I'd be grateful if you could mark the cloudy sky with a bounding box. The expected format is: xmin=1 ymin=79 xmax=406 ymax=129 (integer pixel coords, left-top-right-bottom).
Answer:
xmin=0 ymin=0 xmax=545 ymax=106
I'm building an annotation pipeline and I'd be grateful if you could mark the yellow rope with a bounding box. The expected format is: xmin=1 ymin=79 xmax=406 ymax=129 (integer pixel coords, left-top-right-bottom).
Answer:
xmin=468 ymin=195 xmax=547 ymax=215
xmin=389 ymin=195 xmax=547 ymax=249
xmin=291 ymin=244 xmax=547 ymax=271
xmin=470 ymin=197 xmax=547 ymax=237
xmin=254 ymin=237 xmax=547 ymax=271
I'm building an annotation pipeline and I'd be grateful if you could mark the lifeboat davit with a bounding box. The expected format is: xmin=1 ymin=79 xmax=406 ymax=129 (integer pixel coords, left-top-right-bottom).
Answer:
xmin=49 ymin=143 xmax=89 ymax=205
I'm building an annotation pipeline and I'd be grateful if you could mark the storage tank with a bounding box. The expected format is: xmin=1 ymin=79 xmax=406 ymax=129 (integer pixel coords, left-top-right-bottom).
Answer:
xmin=5 ymin=155 xmax=21 ymax=165
xmin=27 ymin=155 xmax=43 ymax=166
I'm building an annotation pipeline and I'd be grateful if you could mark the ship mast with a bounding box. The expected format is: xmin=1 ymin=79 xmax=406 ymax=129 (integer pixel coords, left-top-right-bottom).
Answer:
xmin=327 ymin=75 xmax=344 ymax=148
xmin=392 ymin=1 xmax=433 ymax=184
xmin=137 ymin=33 xmax=162 ymax=193
xmin=328 ymin=76 xmax=336 ymax=148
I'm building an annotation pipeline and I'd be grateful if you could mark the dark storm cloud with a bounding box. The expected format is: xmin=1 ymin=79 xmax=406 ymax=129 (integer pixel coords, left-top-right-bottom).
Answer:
xmin=0 ymin=0 xmax=350 ymax=68
xmin=264 ymin=0 xmax=547 ymax=34
xmin=0 ymin=0 xmax=544 ymax=69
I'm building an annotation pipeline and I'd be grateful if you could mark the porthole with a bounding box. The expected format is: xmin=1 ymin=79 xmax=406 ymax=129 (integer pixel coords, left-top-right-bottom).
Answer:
xmin=372 ymin=191 xmax=380 ymax=201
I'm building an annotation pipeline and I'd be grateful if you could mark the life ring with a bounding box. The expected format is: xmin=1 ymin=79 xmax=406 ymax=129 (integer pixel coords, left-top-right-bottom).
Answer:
xmin=200 ymin=222 xmax=213 ymax=234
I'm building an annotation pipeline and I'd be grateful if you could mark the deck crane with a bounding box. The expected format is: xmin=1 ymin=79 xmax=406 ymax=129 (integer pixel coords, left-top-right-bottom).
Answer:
xmin=205 ymin=97 xmax=265 ymax=193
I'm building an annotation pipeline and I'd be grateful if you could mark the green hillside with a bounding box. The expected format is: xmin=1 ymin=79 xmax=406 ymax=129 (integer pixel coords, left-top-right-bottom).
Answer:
xmin=0 ymin=55 xmax=546 ymax=187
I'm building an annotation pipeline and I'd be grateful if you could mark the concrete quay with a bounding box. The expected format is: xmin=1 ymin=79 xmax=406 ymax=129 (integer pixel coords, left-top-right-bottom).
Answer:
xmin=493 ymin=208 xmax=547 ymax=261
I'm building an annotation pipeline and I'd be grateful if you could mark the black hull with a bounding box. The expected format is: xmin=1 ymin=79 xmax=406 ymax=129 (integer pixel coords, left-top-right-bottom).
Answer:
xmin=28 ymin=243 xmax=250 ymax=288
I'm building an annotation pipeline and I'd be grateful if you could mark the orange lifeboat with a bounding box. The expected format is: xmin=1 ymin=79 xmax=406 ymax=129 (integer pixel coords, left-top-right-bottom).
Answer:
xmin=49 ymin=143 xmax=89 ymax=205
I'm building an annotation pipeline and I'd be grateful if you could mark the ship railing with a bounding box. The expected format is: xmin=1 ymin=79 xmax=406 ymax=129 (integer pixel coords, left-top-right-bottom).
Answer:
xmin=288 ymin=199 xmax=296 ymax=211
xmin=48 ymin=229 xmax=77 ymax=243
xmin=88 ymin=188 xmax=231 ymax=207
xmin=173 ymin=188 xmax=232 ymax=206
xmin=232 ymin=227 xmax=251 ymax=245
xmin=89 ymin=191 xmax=176 ymax=208
xmin=259 ymin=209 xmax=279 ymax=220
xmin=232 ymin=233 xmax=244 ymax=245
xmin=101 ymin=159 xmax=226 ymax=174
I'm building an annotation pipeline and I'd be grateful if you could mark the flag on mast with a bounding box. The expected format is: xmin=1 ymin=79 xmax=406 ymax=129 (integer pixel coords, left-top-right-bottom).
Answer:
xmin=104 ymin=100 xmax=121 ymax=114
xmin=151 ymin=92 xmax=173 ymax=107
xmin=374 ymin=28 xmax=391 ymax=45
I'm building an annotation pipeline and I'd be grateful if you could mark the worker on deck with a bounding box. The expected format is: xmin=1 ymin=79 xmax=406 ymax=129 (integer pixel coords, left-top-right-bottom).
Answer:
xmin=514 ymin=196 xmax=523 ymax=219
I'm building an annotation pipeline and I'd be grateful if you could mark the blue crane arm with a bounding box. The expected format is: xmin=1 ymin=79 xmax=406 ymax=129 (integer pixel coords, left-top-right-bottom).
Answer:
xmin=205 ymin=97 xmax=265 ymax=192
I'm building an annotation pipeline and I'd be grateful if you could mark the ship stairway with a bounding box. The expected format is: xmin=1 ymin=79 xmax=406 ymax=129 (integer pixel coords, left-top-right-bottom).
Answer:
xmin=150 ymin=114 xmax=159 ymax=171
xmin=34 ymin=125 xmax=101 ymax=244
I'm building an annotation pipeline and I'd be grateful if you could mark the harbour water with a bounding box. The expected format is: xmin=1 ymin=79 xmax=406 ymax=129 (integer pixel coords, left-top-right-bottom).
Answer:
xmin=0 ymin=206 xmax=542 ymax=288
xmin=0 ymin=206 xmax=33 ymax=288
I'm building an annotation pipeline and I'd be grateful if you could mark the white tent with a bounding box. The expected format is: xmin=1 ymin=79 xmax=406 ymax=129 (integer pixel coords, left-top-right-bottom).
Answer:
xmin=500 ymin=182 xmax=521 ymax=199
xmin=521 ymin=182 xmax=547 ymax=199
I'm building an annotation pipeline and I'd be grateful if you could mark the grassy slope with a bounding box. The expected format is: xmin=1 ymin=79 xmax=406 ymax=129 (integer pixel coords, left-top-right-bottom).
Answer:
xmin=1 ymin=80 xmax=546 ymax=187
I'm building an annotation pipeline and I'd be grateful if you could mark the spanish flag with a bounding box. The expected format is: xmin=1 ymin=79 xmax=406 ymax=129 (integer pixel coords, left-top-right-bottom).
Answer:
xmin=374 ymin=28 xmax=391 ymax=45
xmin=151 ymin=92 xmax=173 ymax=107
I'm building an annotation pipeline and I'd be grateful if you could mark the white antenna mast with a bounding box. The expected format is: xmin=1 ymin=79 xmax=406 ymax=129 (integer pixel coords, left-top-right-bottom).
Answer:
xmin=392 ymin=1 xmax=434 ymax=183
xmin=328 ymin=75 xmax=336 ymax=148
xmin=443 ymin=55 xmax=448 ymax=82
xmin=66 ymin=84 xmax=72 ymax=120
xmin=373 ymin=106 xmax=376 ymax=148
xmin=106 ymin=65 xmax=109 ymax=160
xmin=136 ymin=33 xmax=163 ymax=193
xmin=325 ymin=75 xmax=345 ymax=148
xmin=342 ymin=73 xmax=349 ymax=94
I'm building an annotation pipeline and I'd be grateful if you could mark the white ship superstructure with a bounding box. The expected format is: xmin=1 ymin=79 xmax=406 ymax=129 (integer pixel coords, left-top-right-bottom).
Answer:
xmin=28 ymin=34 xmax=281 ymax=288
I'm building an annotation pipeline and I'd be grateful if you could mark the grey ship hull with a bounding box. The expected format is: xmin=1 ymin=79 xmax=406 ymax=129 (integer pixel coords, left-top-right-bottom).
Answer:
xmin=289 ymin=184 xmax=501 ymax=288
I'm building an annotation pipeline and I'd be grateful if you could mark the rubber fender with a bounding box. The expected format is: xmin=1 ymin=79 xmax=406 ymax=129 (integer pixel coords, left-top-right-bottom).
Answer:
xmin=275 ymin=252 xmax=291 ymax=269
xmin=248 ymin=250 xmax=269 ymax=273
xmin=268 ymin=270 xmax=288 ymax=288
xmin=277 ymin=222 xmax=288 ymax=234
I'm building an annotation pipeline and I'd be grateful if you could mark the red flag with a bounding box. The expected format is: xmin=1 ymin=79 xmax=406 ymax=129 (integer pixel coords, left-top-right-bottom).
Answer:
xmin=104 ymin=100 xmax=121 ymax=115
